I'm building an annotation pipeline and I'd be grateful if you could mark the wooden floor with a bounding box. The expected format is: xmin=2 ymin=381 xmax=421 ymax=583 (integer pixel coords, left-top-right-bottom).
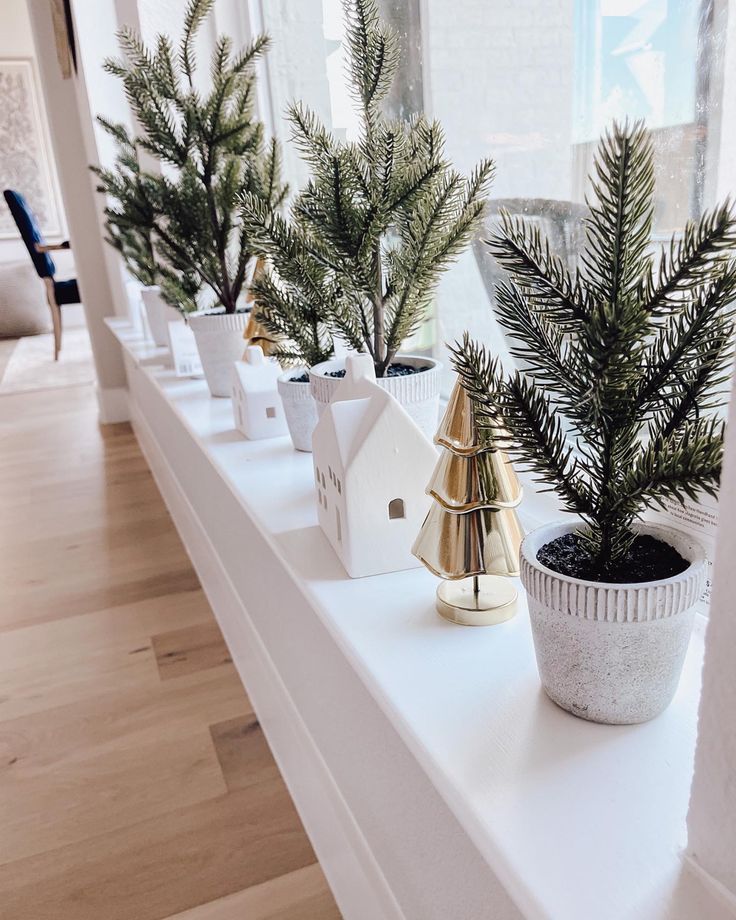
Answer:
xmin=0 ymin=381 xmax=341 ymax=920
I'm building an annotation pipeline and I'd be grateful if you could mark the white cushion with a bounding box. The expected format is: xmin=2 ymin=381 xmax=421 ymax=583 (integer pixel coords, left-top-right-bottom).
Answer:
xmin=0 ymin=261 xmax=53 ymax=337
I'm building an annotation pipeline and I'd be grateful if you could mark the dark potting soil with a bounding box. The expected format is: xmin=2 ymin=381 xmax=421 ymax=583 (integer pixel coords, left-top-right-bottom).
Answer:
xmin=289 ymin=372 xmax=309 ymax=383
xmin=325 ymin=362 xmax=431 ymax=379
xmin=537 ymin=532 xmax=689 ymax=583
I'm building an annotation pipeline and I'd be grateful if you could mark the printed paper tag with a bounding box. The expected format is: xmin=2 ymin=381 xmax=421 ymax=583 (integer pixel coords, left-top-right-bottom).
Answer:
xmin=645 ymin=493 xmax=718 ymax=614
xmin=168 ymin=321 xmax=203 ymax=378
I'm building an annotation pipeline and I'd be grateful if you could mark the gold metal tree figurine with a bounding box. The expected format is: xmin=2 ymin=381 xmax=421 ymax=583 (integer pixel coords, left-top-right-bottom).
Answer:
xmin=412 ymin=379 xmax=524 ymax=626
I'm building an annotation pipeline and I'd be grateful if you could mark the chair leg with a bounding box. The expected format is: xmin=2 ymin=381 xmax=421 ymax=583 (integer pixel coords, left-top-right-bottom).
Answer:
xmin=44 ymin=278 xmax=62 ymax=360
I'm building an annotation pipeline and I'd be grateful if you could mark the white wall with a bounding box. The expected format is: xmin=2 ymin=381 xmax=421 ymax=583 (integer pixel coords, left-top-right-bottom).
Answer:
xmin=0 ymin=0 xmax=70 ymax=269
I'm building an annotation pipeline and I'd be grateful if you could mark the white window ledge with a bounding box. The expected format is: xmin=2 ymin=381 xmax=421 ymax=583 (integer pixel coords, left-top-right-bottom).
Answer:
xmin=108 ymin=318 xmax=731 ymax=920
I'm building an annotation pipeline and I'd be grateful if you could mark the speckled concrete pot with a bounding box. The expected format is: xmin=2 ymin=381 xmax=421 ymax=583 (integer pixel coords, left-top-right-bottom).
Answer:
xmin=188 ymin=310 xmax=250 ymax=397
xmin=309 ymin=354 xmax=441 ymax=440
xmin=140 ymin=286 xmax=168 ymax=347
xmin=520 ymin=521 xmax=706 ymax=725
xmin=278 ymin=369 xmax=318 ymax=452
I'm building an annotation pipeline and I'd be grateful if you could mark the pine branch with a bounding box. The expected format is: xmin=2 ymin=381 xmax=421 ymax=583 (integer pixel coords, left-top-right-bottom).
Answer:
xmin=581 ymin=119 xmax=654 ymax=306
xmin=488 ymin=210 xmax=586 ymax=328
xmin=615 ymin=418 xmax=724 ymax=515
xmin=642 ymin=201 xmax=736 ymax=314
xmin=345 ymin=0 xmax=400 ymax=118
xmin=638 ymin=266 xmax=736 ymax=414
xmin=287 ymin=102 xmax=337 ymax=172
xmin=251 ymin=273 xmax=334 ymax=368
xmin=447 ymin=333 xmax=505 ymax=430
xmin=493 ymin=280 xmax=584 ymax=416
xmin=180 ymin=0 xmax=215 ymax=84
xmin=450 ymin=336 xmax=593 ymax=515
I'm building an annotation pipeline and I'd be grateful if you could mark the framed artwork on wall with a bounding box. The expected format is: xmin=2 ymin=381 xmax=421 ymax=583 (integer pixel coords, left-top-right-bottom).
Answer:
xmin=0 ymin=58 xmax=63 ymax=239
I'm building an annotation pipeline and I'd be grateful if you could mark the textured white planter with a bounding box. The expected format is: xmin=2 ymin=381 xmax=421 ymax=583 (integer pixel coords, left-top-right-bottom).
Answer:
xmin=188 ymin=310 xmax=250 ymax=398
xmin=520 ymin=521 xmax=706 ymax=725
xmin=140 ymin=285 xmax=168 ymax=347
xmin=277 ymin=369 xmax=318 ymax=452
xmin=309 ymin=354 xmax=441 ymax=440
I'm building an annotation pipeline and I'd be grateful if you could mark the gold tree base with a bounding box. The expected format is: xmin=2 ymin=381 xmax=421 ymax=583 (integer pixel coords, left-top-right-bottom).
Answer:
xmin=436 ymin=575 xmax=517 ymax=627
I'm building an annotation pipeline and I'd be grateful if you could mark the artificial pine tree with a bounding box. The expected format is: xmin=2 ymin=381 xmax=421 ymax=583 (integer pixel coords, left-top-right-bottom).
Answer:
xmin=452 ymin=120 xmax=736 ymax=581
xmin=105 ymin=0 xmax=287 ymax=315
xmin=241 ymin=0 xmax=495 ymax=375
xmin=412 ymin=379 xmax=524 ymax=626
xmin=91 ymin=119 xmax=159 ymax=288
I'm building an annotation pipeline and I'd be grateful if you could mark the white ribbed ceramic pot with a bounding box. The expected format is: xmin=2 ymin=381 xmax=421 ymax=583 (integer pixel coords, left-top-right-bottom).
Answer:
xmin=520 ymin=522 xmax=706 ymax=725
xmin=188 ymin=310 xmax=250 ymax=397
xmin=277 ymin=369 xmax=318 ymax=452
xmin=140 ymin=285 xmax=168 ymax=347
xmin=309 ymin=354 xmax=441 ymax=440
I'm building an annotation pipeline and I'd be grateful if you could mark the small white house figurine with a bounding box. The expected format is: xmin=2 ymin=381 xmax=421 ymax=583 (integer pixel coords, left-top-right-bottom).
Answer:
xmin=312 ymin=354 xmax=437 ymax=578
xmin=231 ymin=345 xmax=289 ymax=440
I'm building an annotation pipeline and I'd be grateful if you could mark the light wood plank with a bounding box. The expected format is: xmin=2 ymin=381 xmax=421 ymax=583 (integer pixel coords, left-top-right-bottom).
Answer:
xmin=0 ymin=590 xmax=217 ymax=721
xmin=163 ymin=864 xmax=342 ymax=920
xmin=153 ymin=620 xmax=233 ymax=681
xmin=0 ymin=727 xmax=227 ymax=865
xmin=210 ymin=713 xmax=280 ymax=792
xmin=0 ymin=778 xmax=318 ymax=920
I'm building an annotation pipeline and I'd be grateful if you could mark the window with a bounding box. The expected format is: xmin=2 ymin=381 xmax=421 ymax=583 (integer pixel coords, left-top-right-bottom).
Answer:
xmin=388 ymin=498 xmax=406 ymax=520
xmin=258 ymin=0 xmax=736 ymax=378
xmin=266 ymin=406 xmax=276 ymax=418
xmin=336 ymin=507 xmax=342 ymax=542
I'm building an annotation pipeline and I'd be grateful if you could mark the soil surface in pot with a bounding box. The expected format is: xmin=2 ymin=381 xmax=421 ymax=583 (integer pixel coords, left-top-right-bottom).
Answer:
xmin=324 ymin=362 xmax=431 ymax=379
xmin=196 ymin=307 xmax=251 ymax=316
xmin=537 ymin=532 xmax=688 ymax=583
xmin=289 ymin=372 xmax=310 ymax=383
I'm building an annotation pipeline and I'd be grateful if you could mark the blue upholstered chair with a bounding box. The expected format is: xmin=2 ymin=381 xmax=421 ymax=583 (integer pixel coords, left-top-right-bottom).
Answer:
xmin=3 ymin=190 xmax=80 ymax=360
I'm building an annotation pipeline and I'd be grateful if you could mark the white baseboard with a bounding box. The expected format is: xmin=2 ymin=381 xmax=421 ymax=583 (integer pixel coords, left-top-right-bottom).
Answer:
xmin=96 ymin=385 xmax=129 ymax=423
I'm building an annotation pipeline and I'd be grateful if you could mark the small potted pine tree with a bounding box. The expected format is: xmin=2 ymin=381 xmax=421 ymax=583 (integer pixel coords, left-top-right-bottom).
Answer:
xmin=105 ymin=0 xmax=287 ymax=396
xmin=91 ymin=118 xmax=199 ymax=346
xmin=241 ymin=0 xmax=494 ymax=439
xmin=238 ymin=207 xmax=335 ymax=450
xmin=453 ymin=120 xmax=736 ymax=724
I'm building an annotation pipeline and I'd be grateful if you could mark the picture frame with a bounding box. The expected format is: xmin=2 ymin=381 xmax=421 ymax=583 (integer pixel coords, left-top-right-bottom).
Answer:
xmin=0 ymin=58 xmax=63 ymax=239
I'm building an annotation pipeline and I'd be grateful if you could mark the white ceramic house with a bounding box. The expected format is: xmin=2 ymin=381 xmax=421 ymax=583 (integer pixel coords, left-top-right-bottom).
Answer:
xmin=312 ymin=354 xmax=437 ymax=578
xmin=231 ymin=345 xmax=289 ymax=440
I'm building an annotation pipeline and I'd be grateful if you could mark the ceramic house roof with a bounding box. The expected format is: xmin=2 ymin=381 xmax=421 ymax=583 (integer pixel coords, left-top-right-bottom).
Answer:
xmin=324 ymin=386 xmax=398 ymax=469
xmin=316 ymin=353 xmax=431 ymax=471
xmin=234 ymin=345 xmax=280 ymax=393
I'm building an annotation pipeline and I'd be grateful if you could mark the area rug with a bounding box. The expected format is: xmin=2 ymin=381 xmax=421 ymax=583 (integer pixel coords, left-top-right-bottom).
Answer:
xmin=0 ymin=325 xmax=95 ymax=395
